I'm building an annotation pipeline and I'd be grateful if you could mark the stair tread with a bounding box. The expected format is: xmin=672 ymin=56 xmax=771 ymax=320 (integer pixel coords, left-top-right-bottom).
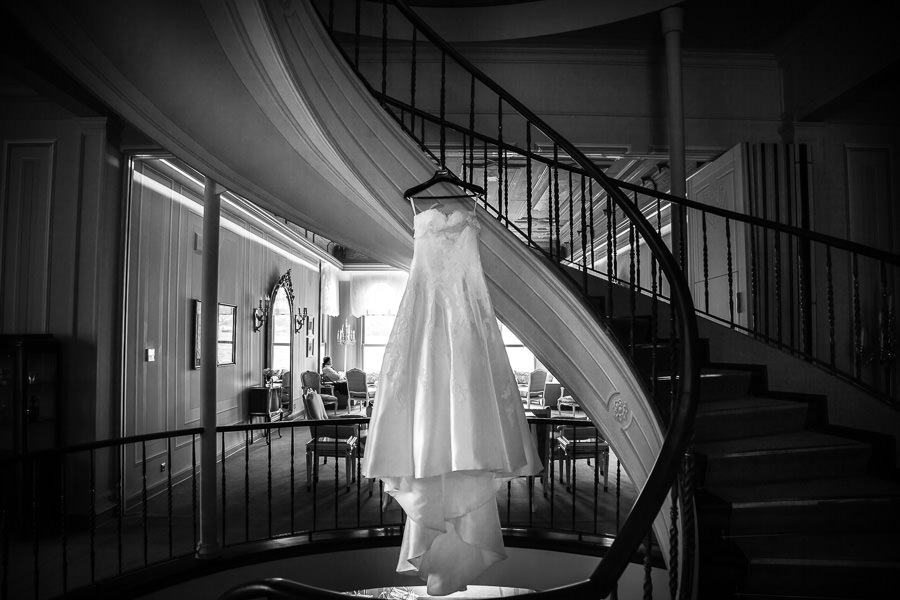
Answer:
xmin=696 ymin=396 xmax=805 ymax=415
xmin=730 ymin=531 xmax=900 ymax=561
xmin=695 ymin=431 xmax=869 ymax=456
xmin=707 ymin=475 xmax=900 ymax=504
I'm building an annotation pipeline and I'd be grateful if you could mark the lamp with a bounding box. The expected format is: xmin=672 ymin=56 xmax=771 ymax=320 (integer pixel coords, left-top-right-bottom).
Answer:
xmin=337 ymin=318 xmax=356 ymax=345
xmin=294 ymin=307 xmax=308 ymax=334
xmin=252 ymin=294 xmax=270 ymax=333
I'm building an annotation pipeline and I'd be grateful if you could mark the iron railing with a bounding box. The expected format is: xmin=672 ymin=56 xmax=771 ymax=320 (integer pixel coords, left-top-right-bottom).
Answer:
xmin=1 ymin=417 xmax=642 ymax=599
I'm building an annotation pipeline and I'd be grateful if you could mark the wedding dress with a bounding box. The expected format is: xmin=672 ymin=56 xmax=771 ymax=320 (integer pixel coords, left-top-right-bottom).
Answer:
xmin=362 ymin=202 xmax=542 ymax=596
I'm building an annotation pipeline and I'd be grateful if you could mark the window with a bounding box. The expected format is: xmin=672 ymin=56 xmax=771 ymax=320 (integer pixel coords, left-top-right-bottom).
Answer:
xmin=497 ymin=320 xmax=537 ymax=373
xmin=363 ymin=314 xmax=395 ymax=374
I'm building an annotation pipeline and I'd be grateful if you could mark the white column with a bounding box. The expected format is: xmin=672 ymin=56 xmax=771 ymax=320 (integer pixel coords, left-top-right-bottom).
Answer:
xmin=661 ymin=6 xmax=686 ymax=270
xmin=197 ymin=177 xmax=222 ymax=558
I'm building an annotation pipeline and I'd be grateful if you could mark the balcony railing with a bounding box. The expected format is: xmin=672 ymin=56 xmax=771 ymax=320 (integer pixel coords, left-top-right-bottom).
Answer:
xmin=0 ymin=416 xmax=652 ymax=599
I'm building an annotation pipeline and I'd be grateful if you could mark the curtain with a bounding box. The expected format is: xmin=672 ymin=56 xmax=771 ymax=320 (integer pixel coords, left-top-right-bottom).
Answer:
xmin=321 ymin=263 xmax=340 ymax=317
xmin=349 ymin=271 xmax=408 ymax=316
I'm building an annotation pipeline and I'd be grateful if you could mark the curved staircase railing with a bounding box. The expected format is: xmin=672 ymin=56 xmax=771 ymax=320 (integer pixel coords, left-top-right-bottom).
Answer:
xmin=306 ymin=0 xmax=702 ymax=597
xmin=610 ymin=173 xmax=900 ymax=408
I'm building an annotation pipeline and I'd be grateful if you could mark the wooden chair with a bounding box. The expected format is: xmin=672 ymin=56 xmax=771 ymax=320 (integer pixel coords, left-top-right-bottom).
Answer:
xmin=301 ymin=392 xmax=358 ymax=491
xmin=300 ymin=371 xmax=339 ymax=415
xmin=556 ymin=423 xmax=610 ymax=492
xmin=519 ymin=369 xmax=548 ymax=408
xmin=346 ymin=368 xmax=375 ymax=411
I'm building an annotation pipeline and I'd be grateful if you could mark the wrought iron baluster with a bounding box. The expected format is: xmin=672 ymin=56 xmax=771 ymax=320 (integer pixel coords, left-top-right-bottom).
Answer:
xmin=142 ymin=440 xmax=148 ymax=566
xmin=497 ymin=98 xmax=503 ymax=219
xmin=60 ymin=454 xmax=67 ymax=593
xmin=589 ymin=179 xmax=595 ymax=267
xmin=726 ymin=218 xmax=734 ymax=326
xmin=221 ymin=431 xmax=227 ymax=545
xmin=606 ymin=197 xmax=614 ymax=319
xmin=669 ymin=482 xmax=679 ymax=600
xmin=853 ymin=254 xmax=862 ymax=378
xmin=593 ymin=436 xmax=599 ymax=535
xmin=245 ymin=429 xmax=250 ymax=540
xmin=554 ymin=150 xmax=561 ymax=259
xmin=468 ymin=74 xmax=475 ymax=183
xmin=612 ymin=199 xmax=618 ymax=283
xmin=581 ymin=175 xmax=588 ymax=291
xmin=290 ymin=427 xmax=296 ymax=534
xmin=629 ymin=217 xmax=636 ymax=353
xmin=643 ymin=531 xmax=653 ymax=600
xmin=327 ymin=0 xmax=334 ymax=32
xmin=380 ymin=0 xmax=387 ymax=102
xmin=504 ymin=148 xmax=509 ymax=221
xmin=571 ymin=430 xmax=577 ymax=532
xmin=568 ymin=170 xmax=574 ymax=262
xmin=353 ymin=0 xmax=360 ymax=69
xmin=526 ymin=123 xmax=532 ymax=244
xmin=409 ymin=27 xmax=416 ymax=134
xmin=483 ymin=140 xmax=488 ymax=211
xmin=551 ymin=145 xmax=559 ymax=259
xmin=117 ymin=453 xmax=123 ymax=573
xmin=167 ymin=436 xmax=173 ymax=558
xmin=32 ymin=460 xmax=39 ymax=599
xmin=880 ymin=261 xmax=893 ymax=395
xmin=702 ymin=211 xmax=709 ymax=312
xmin=439 ymin=51 xmax=446 ymax=165
xmin=826 ymin=246 xmax=835 ymax=367
xmin=192 ymin=434 xmax=198 ymax=551
xmin=761 ymin=146 xmax=770 ymax=339
xmin=268 ymin=426 xmax=273 ymax=539
xmin=90 ymin=448 xmax=96 ymax=582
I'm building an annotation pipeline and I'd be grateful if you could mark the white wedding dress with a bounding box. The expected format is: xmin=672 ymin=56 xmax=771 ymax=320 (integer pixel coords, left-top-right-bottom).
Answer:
xmin=362 ymin=203 xmax=542 ymax=596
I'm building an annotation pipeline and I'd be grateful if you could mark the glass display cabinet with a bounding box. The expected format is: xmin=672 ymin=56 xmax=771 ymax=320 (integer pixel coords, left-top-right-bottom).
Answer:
xmin=0 ymin=334 xmax=61 ymax=456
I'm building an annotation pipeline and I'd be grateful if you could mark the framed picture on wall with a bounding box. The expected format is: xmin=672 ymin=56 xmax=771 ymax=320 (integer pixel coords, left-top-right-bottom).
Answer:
xmin=192 ymin=299 xmax=201 ymax=369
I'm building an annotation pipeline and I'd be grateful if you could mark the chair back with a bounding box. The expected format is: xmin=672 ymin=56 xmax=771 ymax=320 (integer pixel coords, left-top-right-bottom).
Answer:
xmin=300 ymin=370 xmax=321 ymax=393
xmin=529 ymin=369 xmax=548 ymax=394
xmin=346 ymin=368 xmax=368 ymax=396
xmin=559 ymin=423 xmax=602 ymax=442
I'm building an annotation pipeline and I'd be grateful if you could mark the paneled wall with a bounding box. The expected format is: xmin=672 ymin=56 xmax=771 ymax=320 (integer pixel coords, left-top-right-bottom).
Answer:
xmin=0 ymin=116 xmax=122 ymax=447
xmin=123 ymin=160 xmax=322 ymax=496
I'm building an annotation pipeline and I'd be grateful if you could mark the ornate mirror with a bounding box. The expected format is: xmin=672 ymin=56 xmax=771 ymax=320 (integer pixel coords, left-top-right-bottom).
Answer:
xmin=268 ymin=270 xmax=294 ymax=373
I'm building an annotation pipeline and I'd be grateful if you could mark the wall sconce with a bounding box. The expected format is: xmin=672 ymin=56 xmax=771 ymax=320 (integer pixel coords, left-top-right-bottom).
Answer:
xmin=294 ymin=307 xmax=308 ymax=334
xmin=252 ymin=294 xmax=270 ymax=333
xmin=337 ymin=318 xmax=356 ymax=345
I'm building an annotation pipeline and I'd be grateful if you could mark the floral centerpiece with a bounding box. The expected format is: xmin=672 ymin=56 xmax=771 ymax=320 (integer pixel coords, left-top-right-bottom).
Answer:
xmin=263 ymin=368 xmax=282 ymax=385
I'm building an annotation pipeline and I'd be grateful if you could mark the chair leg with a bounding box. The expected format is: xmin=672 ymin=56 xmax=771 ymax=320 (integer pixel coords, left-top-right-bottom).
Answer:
xmin=306 ymin=449 xmax=312 ymax=490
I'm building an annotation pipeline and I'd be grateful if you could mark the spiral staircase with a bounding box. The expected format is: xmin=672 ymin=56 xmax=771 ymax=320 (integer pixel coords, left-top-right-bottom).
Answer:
xmin=4 ymin=0 xmax=900 ymax=598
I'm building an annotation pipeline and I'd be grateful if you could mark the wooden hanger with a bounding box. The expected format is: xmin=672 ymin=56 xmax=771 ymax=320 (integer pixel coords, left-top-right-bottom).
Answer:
xmin=403 ymin=168 xmax=486 ymax=202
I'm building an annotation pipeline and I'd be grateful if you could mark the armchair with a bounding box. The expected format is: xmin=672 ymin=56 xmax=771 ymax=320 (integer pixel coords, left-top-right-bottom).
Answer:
xmin=301 ymin=391 xmax=358 ymax=491
xmin=556 ymin=423 xmax=610 ymax=492
xmin=519 ymin=369 xmax=548 ymax=408
xmin=300 ymin=370 xmax=340 ymax=415
xmin=346 ymin=368 xmax=375 ymax=411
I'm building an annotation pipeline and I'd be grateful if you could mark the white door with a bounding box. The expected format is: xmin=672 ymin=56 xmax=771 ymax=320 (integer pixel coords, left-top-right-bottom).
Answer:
xmin=686 ymin=144 xmax=749 ymax=329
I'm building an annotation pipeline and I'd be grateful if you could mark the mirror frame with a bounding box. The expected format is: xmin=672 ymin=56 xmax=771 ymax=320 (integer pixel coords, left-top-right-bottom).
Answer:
xmin=267 ymin=270 xmax=295 ymax=373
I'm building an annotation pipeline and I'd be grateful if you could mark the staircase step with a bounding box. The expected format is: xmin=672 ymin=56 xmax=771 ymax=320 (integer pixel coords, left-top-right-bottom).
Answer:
xmin=733 ymin=532 xmax=900 ymax=597
xmin=704 ymin=475 xmax=900 ymax=505
xmin=697 ymin=432 xmax=873 ymax=485
xmin=729 ymin=494 xmax=900 ymax=535
xmin=655 ymin=367 xmax=755 ymax=403
xmin=695 ymin=397 xmax=809 ymax=442
xmin=630 ymin=338 xmax=710 ymax=375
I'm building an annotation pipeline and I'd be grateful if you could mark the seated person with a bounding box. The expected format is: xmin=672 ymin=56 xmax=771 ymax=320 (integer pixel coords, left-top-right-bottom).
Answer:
xmin=321 ymin=356 xmax=349 ymax=409
xmin=321 ymin=356 xmax=345 ymax=383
